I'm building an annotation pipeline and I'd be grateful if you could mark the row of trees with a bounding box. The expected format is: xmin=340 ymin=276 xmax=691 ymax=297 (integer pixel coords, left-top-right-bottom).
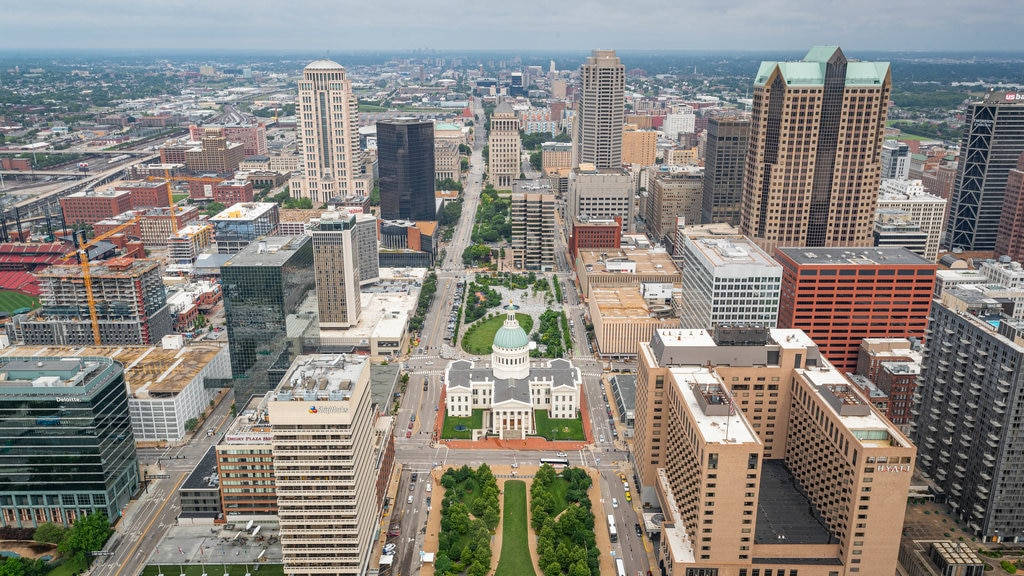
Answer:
xmin=532 ymin=310 xmax=567 ymax=358
xmin=530 ymin=465 xmax=600 ymax=576
xmin=462 ymin=243 xmax=495 ymax=266
xmin=471 ymin=185 xmax=511 ymax=244
xmin=436 ymin=178 xmax=463 ymax=192
xmin=463 ymin=282 xmax=502 ymax=324
xmin=409 ymin=271 xmax=438 ymax=332
xmin=435 ymin=464 xmax=500 ymax=576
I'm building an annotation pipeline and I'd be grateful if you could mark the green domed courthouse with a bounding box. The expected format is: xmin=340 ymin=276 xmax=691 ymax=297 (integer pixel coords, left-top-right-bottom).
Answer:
xmin=444 ymin=304 xmax=581 ymax=440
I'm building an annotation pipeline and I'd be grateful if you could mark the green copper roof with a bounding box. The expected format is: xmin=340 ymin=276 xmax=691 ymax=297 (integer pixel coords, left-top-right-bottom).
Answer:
xmin=754 ymin=46 xmax=889 ymax=88
xmin=493 ymin=323 xmax=529 ymax=349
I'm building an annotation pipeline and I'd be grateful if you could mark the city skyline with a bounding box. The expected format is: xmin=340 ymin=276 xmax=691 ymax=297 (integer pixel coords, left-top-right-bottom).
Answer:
xmin=2 ymin=0 xmax=1022 ymax=52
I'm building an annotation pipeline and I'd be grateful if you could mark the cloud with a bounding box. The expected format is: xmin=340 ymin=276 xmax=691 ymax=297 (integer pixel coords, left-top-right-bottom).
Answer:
xmin=0 ymin=0 xmax=1020 ymax=51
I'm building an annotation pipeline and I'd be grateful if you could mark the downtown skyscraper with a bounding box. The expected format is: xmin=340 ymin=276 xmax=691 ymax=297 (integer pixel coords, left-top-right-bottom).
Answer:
xmin=740 ymin=46 xmax=891 ymax=251
xmin=572 ymin=49 xmax=625 ymax=169
xmin=377 ymin=118 xmax=436 ymax=221
xmin=945 ymin=92 xmax=1024 ymax=252
xmin=294 ymin=60 xmax=368 ymax=205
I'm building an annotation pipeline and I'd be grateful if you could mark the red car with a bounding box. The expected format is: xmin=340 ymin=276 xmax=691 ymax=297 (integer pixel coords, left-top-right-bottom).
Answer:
xmin=405 ymin=431 xmax=412 ymax=438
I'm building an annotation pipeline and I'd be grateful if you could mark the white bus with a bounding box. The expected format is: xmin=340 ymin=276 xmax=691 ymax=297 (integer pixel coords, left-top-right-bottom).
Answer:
xmin=615 ymin=558 xmax=626 ymax=576
xmin=607 ymin=514 xmax=618 ymax=543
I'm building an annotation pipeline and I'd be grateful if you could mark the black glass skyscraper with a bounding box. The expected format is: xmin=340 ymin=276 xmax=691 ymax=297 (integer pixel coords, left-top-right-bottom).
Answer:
xmin=377 ymin=118 xmax=436 ymax=221
xmin=945 ymin=93 xmax=1024 ymax=251
xmin=0 ymin=357 xmax=138 ymax=527
xmin=222 ymin=236 xmax=315 ymax=402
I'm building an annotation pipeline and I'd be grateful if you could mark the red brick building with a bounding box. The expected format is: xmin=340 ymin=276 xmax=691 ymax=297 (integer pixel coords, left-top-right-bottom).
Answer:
xmin=996 ymin=153 xmax=1024 ymax=262
xmin=875 ymin=361 xmax=920 ymax=428
xmin=775 ymin=247 xmax=936 ymax=372
xmin=114 ymin=180 xmax=171 ymax=209
xmin=214 ymin=180 xmax=254 ymax=204
xmin=569 ymin=216 xmax=621 ymax=258
xmin=60 ymin=190 xmax=133 ymax=226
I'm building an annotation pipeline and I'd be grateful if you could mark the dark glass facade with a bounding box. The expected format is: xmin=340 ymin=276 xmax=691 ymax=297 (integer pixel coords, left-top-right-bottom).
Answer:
xmin=701 ymin=115 xmax=749 ymax=226
xmin=945 ymin=95 xmax=1024 ymax=251
xmin=0 ymin=357 xmax=138 ymax=527
xmin=377 ymin=119 xmax=436 ymax=221
xmin=222 ymin=236 xmax=315 ymax=402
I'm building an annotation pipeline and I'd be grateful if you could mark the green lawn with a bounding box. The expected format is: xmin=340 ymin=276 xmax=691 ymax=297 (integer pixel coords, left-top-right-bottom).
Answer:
xmin=461 ymin=313 xmax=534 ymax=355
xmin=494 ymin=480 xmax=536 ymax=576
xmin=441 ymin=409 xmax=484 ymax=439
xmin=141 ymin=566 xmax=284 ymax=576
xmin=533 ymin=411 xmax=585 ymax=441
xmin=44 ymin=563 xmax=78 ymax=576
xmin=172 ymin=193 xmax=188 ymax=203
xmin=548 ymin=477 xmax=570 ymax=516
xmin=0 ymin=290 xmax=40 ymax=315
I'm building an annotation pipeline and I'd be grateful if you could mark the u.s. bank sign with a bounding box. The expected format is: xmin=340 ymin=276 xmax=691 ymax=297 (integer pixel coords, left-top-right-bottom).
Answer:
xmin=1005 ymin=93 xmax=1024 ymax=102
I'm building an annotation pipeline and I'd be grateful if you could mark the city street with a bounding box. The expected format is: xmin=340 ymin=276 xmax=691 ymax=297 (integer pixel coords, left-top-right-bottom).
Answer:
xmin=95 ymin=394 xmax=237 ymax=576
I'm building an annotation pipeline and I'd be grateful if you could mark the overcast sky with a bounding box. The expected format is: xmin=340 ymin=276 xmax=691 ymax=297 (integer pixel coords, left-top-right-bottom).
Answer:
xmin=1 ymin=0 xmax=1020 ymax=52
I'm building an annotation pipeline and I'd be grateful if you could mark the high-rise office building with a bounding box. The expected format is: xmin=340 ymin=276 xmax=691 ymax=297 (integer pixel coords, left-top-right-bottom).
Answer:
xmin=0 ymin=356 xmax=139 ymax=526
xmin=645 ymin=166 xmax=704 ymax=243
xmin=377 ymin=118 xmax=436 ymax=221
xmin=296 ymin=60 xmax=368 ymax=205
xmin=912 ymin=290 xmax=1024 ymax=542
xmin=741 ymin=46 xmax=891 ymax=251
xmin=881 ymin=140 xmax=912 ymax=180
xmin=621 ymin=124 xmax=656 ymax=166
xmin=566 ymin=166 xmax=635 ymax=233
xmin=312 ymin=212 xmax=362 ymax=329
xmin=487 ymin=101 xmax=521 ymax=188
xmin=10 ymin=258 xmax=172 ymax=346
xmin=635 ymin=326 xmax=915 ymax=575
xmin=996 ymin=153 xmax=1024 ymax=262
xmin=353 ymin=213 xmax=380 ymax=285
xmin=268 ymin=354 xmax=380 ymax=576
xmin=775 ymin=247 xmax=936 ymax=372
xmin=222 ymin=236 xmax=315 ymax=402
xmin=510 ymin=192 xmax=555 ymax=270
xmin=701 ymin=114 xmax=750 ymax=226
xmin=572 ymin=50 xmax=625 ymax=169
xmin=945 ymin=93 xmax=1024 ymax=252
xmin=676 ymin=229 xmax=781 ymax=329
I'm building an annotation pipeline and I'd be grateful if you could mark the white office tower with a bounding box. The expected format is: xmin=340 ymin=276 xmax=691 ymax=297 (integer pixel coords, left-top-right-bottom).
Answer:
xmin=268 ymin=355 xmax=378 ymax=576
xmin=296 ymin=60 xmax=369 ymax=204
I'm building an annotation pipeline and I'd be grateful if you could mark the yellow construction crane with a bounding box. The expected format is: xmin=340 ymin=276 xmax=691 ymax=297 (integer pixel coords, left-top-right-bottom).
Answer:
xmin=59 ymin=216 xmax=142 ymax=345
xmin=163 ymin=168 xmax=179 ymax=236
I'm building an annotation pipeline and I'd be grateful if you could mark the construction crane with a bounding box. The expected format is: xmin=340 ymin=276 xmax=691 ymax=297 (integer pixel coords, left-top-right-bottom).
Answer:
xmin=59 ymin=216 xmax=142 ymax=345
xmin=163 ymin=168 xmax=179 ymax=236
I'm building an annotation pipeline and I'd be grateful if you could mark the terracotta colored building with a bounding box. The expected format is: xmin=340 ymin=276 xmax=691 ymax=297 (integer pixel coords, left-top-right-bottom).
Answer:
xmin=60 ymin=190 xmax=133 ymax=226
xmin=776 ymin=247 xmax=936 ymax=372
xmin=113 ymin=180 xmax=171 ymax=209
xmin=996 ymin=153 xmax=1024 ymax=262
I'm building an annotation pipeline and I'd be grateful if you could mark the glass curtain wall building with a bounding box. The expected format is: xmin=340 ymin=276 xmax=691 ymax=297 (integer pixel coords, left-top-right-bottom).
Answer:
xmin=0 ymin=356 xmax=138 ymax=527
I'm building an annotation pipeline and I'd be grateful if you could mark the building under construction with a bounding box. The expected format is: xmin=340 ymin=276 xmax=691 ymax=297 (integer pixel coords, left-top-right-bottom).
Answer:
xmin=8 ymin=258 xmax=172 ymax=346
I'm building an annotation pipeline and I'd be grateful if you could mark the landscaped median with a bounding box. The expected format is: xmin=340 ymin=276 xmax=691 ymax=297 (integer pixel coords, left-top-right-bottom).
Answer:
xmin=530 ymin=465 xmax=600 ymax=576
xmin=494 ymin=480 xmax=536 ymax=576
xmin=434 ymin=465 xmax=500 ymax=576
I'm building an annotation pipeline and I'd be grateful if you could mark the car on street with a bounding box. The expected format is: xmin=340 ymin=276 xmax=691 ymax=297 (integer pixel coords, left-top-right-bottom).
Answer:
xmin=599 ymin=435 xmax=605 ymax=442
xmin=412 ymin=472 xmax=418 ymax=482
xmin=405 ymin=431 xmax=411 ymax=438
xmin=426 ymin=484 xmax=432 ymax=493
xmin=384 ymin=543 xmax=396 ymax=554
xmin=612 ymin=498 xmax=618 ymax=508
xmin=407 ymin=495 xmax=414 ymax=504
xmin=556 ymin=451 xmax=567 ymax=458
xmin=634 ymin=524 xmax=643 ymax=537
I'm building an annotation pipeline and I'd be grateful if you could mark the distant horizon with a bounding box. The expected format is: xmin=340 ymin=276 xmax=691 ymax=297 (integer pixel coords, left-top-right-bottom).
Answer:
xmin=3 ymin=0 xmax=1022 ymax=54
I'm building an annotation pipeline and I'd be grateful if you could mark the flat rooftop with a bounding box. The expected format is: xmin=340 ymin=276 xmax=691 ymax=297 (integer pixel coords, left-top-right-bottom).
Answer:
xmin=755 ymin=460 xmax=833 ymax=545
xmin=182 ymin=445 xmax=219 ymax=491
xmin=670 ymin=366 xmax=759 ymax=445
xmin=209 ymin=202 xmax=277 ymax=222
xmin=777 ymin=246 xmax=932 ymax=266
xmin=222 ymin=396 xmax=272 ymax=445
xmin=578 ymin=247 xmax=680 ymax=276
xmin=317 ymin=290 xmax=417 ymax=342
xmin=223 ymin=235 xmax=309 ymax=267
xmin=278 ymin=208 xmax=325 ymax=223
xmin=686 ymin=236 xmax=780 ymax=270
xmin=0 ymin=357 xmax=112 ymax=391
xmin=3 ymin=344 xmax=226 ymax=396
xmin=798 ymin=367 xmax=910 ymax=447
xmin=590 ymin=286 xmax=675 ymax=321
xmin=272 ymin=354 xmax=368 ymax=402
xmin=66 ymin=188 xmax=130 ymax=199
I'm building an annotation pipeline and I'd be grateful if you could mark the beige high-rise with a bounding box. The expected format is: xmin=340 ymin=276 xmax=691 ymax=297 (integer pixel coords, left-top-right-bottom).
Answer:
xmin=510 ymin=192 xmax=555 ymax=270
xmin=268 ymin=355 xmax=378 ymax=576
xmin=573 ymin=50 xmax=625 ymax=169
xmin=740 ymin=46 xmax=891 ymax=252
xmin=312 ymin=212 xmax=361 ymax=329
xmin=635 ymin=327 xmax=914 ymax=576
xmin=296 ymin=60 xmax=368 ymax=205
xmin=488 ymin=100 xmax=521 ymax=188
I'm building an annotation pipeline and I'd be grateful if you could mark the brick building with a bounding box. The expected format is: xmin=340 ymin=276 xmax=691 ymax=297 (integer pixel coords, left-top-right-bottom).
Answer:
xmin=568 ymin=217 xmax=621 ymax=259
xmin=776 ymin=247 xmax=936 ymax=372
xmin=60 ymin=190 xmax=133 ymax=226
